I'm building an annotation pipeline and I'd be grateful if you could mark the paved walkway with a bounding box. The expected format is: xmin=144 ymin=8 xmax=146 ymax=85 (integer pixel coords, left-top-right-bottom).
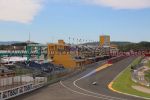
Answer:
xmin=132 ymin=86 xmax=150 ymax=94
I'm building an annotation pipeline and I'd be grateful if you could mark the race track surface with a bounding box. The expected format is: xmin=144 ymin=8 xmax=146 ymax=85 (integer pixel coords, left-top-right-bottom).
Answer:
xmin=12 ymin=57 xmax=145 ymax=100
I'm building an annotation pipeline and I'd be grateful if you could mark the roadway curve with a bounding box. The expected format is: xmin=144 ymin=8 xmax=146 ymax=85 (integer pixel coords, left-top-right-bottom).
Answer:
xmin=12 ymin=57 xmax=144 ymax=100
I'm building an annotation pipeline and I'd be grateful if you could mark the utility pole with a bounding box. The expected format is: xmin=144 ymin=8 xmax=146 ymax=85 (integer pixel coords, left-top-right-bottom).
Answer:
xmin=69 ymin=37 xmax=70 ymax=45
xmin=0 ymin=57 xmax=1 ymax=63
xmin=29 ymin=32 xmax=31 ymax=43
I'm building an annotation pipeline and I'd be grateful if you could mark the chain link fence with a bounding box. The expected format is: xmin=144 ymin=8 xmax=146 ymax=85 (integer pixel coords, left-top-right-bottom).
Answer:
xmin=131 ymin=65 xmax=150 ymax=87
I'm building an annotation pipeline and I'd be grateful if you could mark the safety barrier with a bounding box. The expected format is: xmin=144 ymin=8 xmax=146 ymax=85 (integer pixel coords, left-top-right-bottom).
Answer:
xmin=0 ymin=75 xmax=47 ymax=100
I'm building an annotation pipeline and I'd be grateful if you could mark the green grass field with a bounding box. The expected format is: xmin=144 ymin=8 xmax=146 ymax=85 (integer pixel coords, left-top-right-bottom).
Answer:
xmin=112 ymin=57 xmax=150 ymax=98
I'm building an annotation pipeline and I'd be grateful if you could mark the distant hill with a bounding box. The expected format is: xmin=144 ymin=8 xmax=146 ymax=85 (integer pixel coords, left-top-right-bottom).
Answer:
xmin=0 ymin=41 xmax=21 ymax=45
xmin=118 ymin=41 xmax=150 ymax=51
xmin=111 ymin=41 xmax=132 ymax=46
xmin=83 ymin=42 xmax=99 ymax=46
xmin=83 ymin=41 xmax=150 ymax=51
xmin=0 ymin=41 xmax=39 ymax=46
xmin=83 ymin=41 xmax=132 ymax=46
xmin=0 ymin=41 xmax=40 ymax=50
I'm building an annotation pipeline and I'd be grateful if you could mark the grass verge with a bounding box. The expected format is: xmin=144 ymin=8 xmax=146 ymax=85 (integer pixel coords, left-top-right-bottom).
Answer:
xmin=112 ymin=57 xmax=150 ymax=98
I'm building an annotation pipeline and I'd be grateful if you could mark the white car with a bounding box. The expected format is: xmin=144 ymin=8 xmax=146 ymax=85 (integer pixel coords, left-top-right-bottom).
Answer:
xmin=92 ymin=82 xmax=97 ymax=85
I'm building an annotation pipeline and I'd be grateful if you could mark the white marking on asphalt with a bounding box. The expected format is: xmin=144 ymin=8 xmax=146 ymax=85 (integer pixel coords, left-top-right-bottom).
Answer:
xmin=60 ymin=81 xmax=116 ymax=100
xmin=73 ymin=74 xmax=126 ymax=100
xmin=60 ymin=65 xmax=126 ymax=100
xmin=109 ymin=63 xmax=150 ymax=100
xmin=59 ymin=60 xmax=136 ymax=100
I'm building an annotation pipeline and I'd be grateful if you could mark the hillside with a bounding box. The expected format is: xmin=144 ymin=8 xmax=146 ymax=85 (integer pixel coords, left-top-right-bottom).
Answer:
xmin=118 ymin=41 xmax=150 ymax=51
xmin=83 ymin=41 xmax=132 ymax=46
xmin=84 ymin=41 xmax=150 ymax=51
xmin=0 ymin=41 xmax=21 ymax=45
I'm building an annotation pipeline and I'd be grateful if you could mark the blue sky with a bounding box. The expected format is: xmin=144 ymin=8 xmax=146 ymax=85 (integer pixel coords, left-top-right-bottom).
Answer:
xmin=0 ymin=0 xmax=150 ymax=43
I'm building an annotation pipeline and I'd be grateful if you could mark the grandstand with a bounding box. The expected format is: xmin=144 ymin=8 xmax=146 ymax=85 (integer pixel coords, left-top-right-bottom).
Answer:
xmin=15 ymin=61 xmax=66 ymax=76
xmin=0 ymin=66 xmax=15 ymax=77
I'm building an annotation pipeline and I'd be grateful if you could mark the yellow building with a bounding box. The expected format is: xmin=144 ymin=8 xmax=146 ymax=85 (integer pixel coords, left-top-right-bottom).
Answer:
xmin=100 ymin=35 xmax=110 ymax=47
xmin=110 ymin=44 xmax=118 ymax=49
xmin=47 ymin=40 xmax=86 ymax=69
xmin=47 ymin=40 xmax=70 ymax=56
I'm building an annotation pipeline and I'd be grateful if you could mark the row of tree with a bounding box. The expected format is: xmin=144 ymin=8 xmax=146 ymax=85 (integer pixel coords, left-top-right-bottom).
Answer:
xmin=118 ymin=42 xmax=150 ymax=52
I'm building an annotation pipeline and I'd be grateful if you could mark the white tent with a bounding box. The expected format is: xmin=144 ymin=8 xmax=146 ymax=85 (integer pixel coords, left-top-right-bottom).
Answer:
xmin=1 ymin=57 xmax=27 ymax=63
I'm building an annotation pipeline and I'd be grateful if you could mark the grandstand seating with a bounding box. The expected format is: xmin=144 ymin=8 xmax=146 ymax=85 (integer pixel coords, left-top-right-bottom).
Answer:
xmin=15 ymin=61 xmax=66 ymax=75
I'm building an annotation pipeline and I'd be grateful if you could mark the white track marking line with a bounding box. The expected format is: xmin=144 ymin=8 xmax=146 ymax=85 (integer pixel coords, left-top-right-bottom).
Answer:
xmin=60 ymin=64 xmax=125 ymax=100
xmin=108 ymin=63 xmax=150 ymax=100
xmin=60 ymin=81 xmax=115 ymax=100
xmin=73 ymin=71 xmax=126 ymax=100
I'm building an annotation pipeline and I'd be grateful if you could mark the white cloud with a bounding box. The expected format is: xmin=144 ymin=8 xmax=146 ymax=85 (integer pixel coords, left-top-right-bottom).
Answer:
xmin=82 ymin=0 xmax=150 ymax=9
xmin=0 ymin=0 xmax=44 ymax=23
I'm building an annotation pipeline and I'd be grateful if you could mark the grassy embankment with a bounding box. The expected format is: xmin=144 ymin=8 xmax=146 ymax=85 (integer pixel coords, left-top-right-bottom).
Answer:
xmin=112 ymin=57 xmax=150 ymax=98
xmin=145 ymin=60 xmax=150 ymax=84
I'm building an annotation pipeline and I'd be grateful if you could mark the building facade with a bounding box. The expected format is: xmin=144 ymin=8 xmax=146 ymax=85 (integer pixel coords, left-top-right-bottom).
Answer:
xmin=47 ymin=40 xmax=86 ymax=69
xmin=100 ymin=35 xmax=110 ymax=47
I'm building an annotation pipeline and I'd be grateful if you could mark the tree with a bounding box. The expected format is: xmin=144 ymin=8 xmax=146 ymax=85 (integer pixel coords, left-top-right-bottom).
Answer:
xmin=118 ymin=42 xmax=150 ymax=52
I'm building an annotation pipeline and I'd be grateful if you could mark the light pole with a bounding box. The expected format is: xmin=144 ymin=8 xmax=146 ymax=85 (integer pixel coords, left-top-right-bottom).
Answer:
xmin=0 ymin=56 xmax=1 ymax=66
xmin=69 ymin=37 xmax=71 ymax=45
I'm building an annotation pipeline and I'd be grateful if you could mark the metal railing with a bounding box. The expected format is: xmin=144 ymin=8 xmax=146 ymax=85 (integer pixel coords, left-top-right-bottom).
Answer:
xmin=131 ymin=69 xmax=150 ymax=87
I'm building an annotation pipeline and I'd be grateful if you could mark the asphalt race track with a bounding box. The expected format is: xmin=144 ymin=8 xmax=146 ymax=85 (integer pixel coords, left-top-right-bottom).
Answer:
xmin=12 ymin=57 xmax=145 ymax=100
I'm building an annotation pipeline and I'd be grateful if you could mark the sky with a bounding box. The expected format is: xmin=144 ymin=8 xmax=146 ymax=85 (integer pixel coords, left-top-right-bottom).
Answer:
xmin=0 ymin=0 xmax=150 ymax=44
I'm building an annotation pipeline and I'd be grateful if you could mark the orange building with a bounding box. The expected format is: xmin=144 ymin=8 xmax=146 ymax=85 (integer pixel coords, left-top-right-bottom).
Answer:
xmin=47 ymin=40 xmax=86 ymax=69
xmin=100 ymin=35 xmax=110 ymax=47
xmin=47 ymin=40 xmax=70 ymax=56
